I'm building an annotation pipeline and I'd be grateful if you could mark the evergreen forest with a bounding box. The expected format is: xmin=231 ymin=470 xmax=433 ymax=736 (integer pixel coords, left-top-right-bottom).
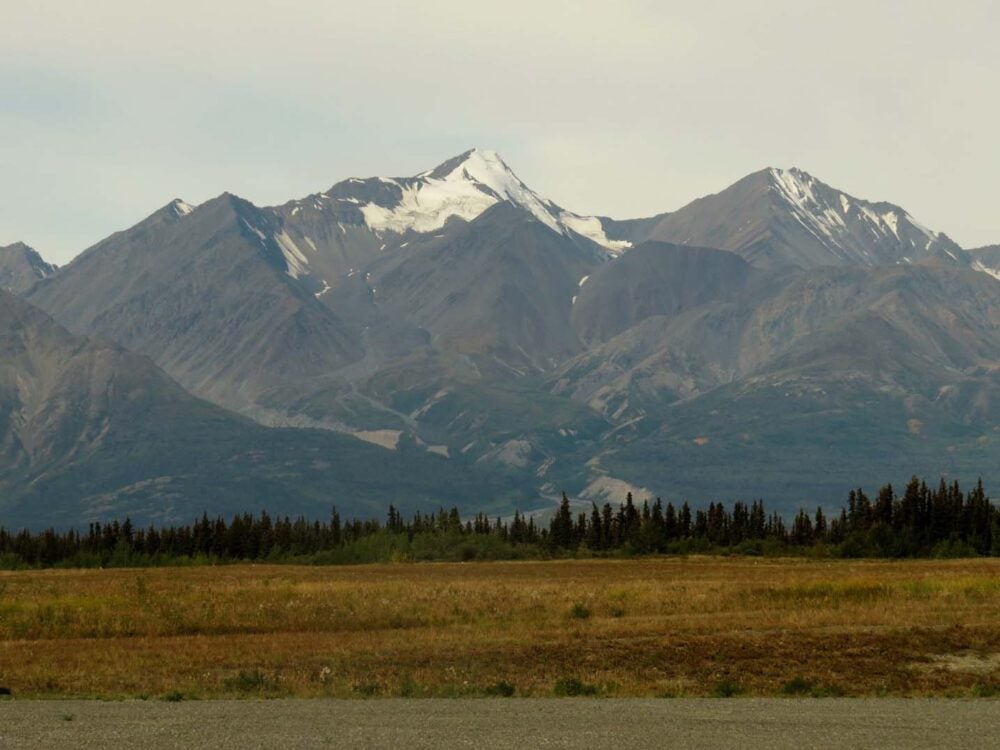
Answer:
xmin=2 ymin=477 xmax=999 ymax=569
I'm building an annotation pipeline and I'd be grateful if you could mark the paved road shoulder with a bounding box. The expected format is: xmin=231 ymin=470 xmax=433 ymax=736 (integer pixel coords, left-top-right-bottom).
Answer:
xmin=1 ymin=698 xmax=998 ymax=749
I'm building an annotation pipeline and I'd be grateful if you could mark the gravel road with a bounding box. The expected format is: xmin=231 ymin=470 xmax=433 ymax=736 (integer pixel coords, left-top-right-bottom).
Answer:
xmin=1 ymin=698 xmax=998 ymax=749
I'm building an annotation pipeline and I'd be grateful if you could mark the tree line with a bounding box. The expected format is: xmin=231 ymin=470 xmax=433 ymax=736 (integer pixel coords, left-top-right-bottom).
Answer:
xmin=1 ymin=476 xmax=998 ymax=568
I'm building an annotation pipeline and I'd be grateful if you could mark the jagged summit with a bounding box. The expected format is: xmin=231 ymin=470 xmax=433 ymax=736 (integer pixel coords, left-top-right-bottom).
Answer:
xmin=0 ymin=241 xmax=56 ymax=293
xmin=765 ymin=165 xmax=924 ymax=233
xmin=612 ymin=165 xmax=966 ymax=270
xmin=324 ymin=148 xmax=630 ymax=252
xmin=763 ymin=166 xmax=960 ymax=265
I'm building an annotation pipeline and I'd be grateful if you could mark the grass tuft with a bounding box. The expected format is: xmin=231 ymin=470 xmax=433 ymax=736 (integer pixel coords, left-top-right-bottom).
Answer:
xmin=223 ymin=670 xmax=274 ymax=693
xmin=554 ymin=677 xmax=598 ymax=697
xmin=353 ymin=682 xmax=382 ymax=697
xmin=780 ymin=676 xmax=815 ymax=695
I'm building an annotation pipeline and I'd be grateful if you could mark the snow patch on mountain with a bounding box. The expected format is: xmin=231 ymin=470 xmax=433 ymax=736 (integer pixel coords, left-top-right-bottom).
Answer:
xmin=560 ymin=213 xmax=632 ymax=253
xmin=360 ymin=149 xmax=561 ymax=235
xmin=241 ymin=218 xmax=267 ymax=243
xmin=274 ymin=230 xmax=309 ymax=279
xmin=882 ymin=211 xmax=900 ymax=238
xmin=972 ymin=260 xmax=1000 ymax=282
xmin=361 ymin=170 xmax=498 ymax=234
xmin=358 ymin=149 xmax=626 ymax=252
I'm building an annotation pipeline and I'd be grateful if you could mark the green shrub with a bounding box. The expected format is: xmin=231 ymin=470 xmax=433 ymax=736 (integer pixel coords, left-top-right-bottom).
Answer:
xmin=972 ymin=682 xmax=1000 ymax=697
xmin=932 ymin=539 xmax=980 ymax=559
xmin=0 ymin=553 xmax=25 ymax=570
xmin=485 ymin=681 xmax=516 ymax=697
xmin=711 ymin=679 xmax=743 ymax=698
xmin=398 ymin=675 xmax=420 ymax=697
xmin=780 ymin=676 xmax=815 ymax=695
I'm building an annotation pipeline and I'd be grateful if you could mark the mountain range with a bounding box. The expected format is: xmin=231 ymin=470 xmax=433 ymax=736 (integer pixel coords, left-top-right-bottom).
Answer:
xmin=4 ymin=149 xmax=1000 ymax=527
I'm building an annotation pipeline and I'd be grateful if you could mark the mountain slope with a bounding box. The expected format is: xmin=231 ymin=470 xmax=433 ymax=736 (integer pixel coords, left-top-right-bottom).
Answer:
xmin=26 ymin=195 xmax=364 ymax=419
xmin=570 ymin=241 xmax=763 ymax=344
xmin=554 ymin=261 xmax=1000 ymax=504
xmin=607 ymin=168 xmax=966 ymax=270
xmin=558 ymin=260 xmax=1000 ymax=414
xmin=0 ymin=290 xmax=520 ymax=529
xmin=0 ymin=242 xmax=55 ymax=293
xmin=364 ymin=202 xmax=605 ymax=373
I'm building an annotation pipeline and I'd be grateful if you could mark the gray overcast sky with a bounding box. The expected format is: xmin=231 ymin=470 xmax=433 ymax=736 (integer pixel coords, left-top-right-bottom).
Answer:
xmin=2 ymin=0 xmax=998 ymax=264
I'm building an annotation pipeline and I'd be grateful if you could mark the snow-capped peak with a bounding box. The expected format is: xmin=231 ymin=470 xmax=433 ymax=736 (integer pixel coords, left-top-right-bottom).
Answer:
xmin=765 ymin=167 xmax=946 ymax=264
xmin=358 ymin=149 xmax=629 ymax=253
xmin=360 ymin=148 xmax=560 ymax=235
xmin=457 ymin=148 xmax=564 ymax=233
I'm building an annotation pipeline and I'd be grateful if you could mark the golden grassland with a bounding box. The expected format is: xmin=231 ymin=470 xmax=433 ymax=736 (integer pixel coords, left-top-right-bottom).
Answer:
xmin=1 ymin=557 xmax=1000 ymax=699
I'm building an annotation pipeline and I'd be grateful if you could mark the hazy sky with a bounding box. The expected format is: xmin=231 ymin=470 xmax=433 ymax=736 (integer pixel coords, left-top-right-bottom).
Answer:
xmin=3 ymin=1 xmax=999 ymax=264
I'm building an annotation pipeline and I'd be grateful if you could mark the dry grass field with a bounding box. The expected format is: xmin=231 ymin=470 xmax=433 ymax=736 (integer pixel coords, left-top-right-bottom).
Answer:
xmin=2 ymin=557 xmax=999 ymax=699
